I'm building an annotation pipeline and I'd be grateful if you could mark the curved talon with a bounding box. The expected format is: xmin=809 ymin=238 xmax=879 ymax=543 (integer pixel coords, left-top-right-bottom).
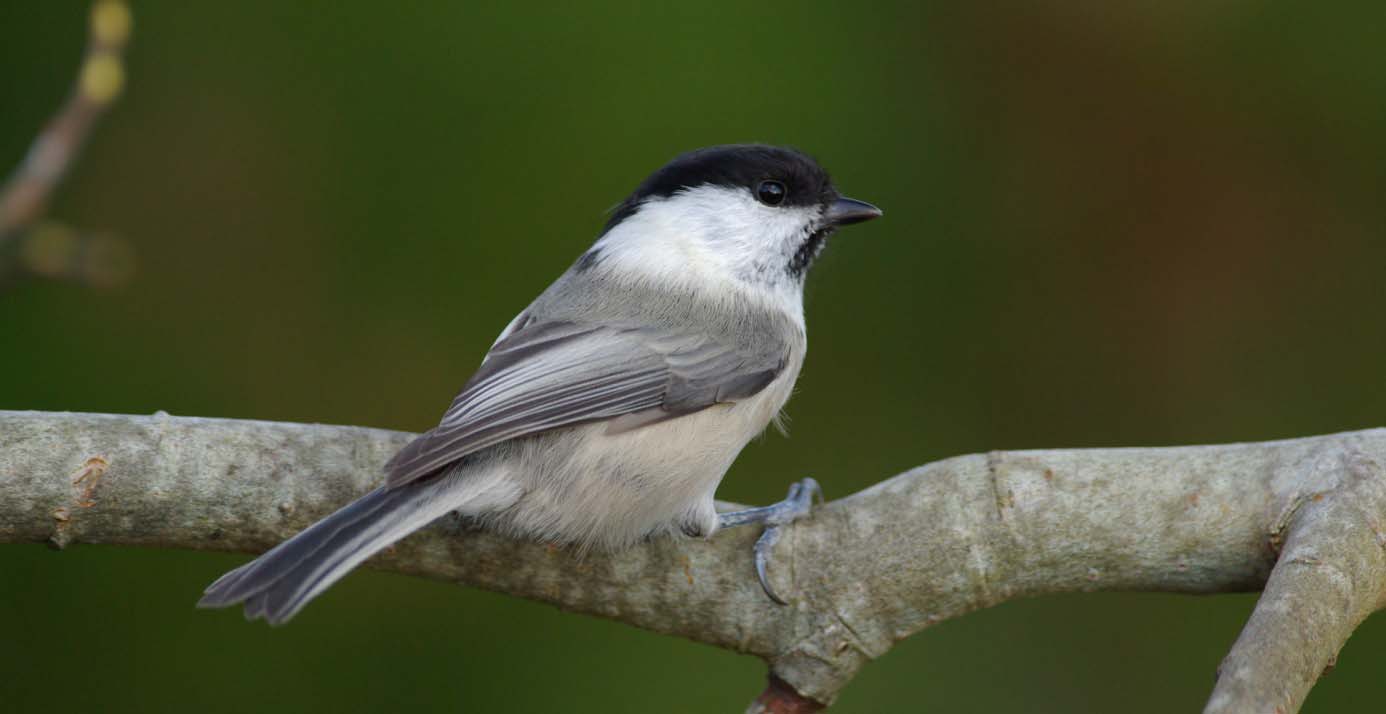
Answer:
xmin=717 ymin=477 xmax=823 ymax=605
xmin=754 ymin=526 xmax=787 ymax=605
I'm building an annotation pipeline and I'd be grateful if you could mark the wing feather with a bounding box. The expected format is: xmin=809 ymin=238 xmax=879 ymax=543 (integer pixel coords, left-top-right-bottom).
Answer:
xmin=383 ymin=320 xmax=786 ymax=488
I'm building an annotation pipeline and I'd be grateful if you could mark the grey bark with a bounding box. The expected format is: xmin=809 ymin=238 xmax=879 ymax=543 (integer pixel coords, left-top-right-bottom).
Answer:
xmin=2 ymin=409 xmax=1384 ymax=712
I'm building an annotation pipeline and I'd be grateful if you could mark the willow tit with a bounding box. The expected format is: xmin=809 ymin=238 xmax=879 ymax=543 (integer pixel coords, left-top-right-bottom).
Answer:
xmin=199 ymin=144 xmax=882 ymax=623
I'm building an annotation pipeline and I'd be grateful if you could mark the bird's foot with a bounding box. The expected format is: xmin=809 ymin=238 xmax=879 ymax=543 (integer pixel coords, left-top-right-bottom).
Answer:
xmin=716 ymin=477 xmax=823 ymax=605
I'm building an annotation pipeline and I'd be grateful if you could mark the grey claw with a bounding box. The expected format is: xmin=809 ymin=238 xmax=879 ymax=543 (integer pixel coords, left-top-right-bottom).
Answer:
xmin=754 ymin=526 xmax=787 ymax=605
xmin=716 ymin=477 xmax=822 ymax=605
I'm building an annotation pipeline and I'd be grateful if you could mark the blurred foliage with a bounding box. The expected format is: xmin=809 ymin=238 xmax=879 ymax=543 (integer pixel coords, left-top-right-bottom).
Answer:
xmin=2 ymin=1 xmax=1384 ymax=712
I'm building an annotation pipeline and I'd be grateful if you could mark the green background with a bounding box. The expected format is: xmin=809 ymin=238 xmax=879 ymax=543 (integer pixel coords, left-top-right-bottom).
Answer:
xmin=3 ymin=2 xmax=1385 ymax=711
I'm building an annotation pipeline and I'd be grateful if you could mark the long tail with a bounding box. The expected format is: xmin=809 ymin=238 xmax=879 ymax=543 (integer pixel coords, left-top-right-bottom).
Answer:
xmin=197 ymin=477 xmax=466 ymax=625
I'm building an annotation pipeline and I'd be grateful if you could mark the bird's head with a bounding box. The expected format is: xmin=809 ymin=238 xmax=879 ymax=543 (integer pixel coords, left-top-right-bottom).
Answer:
xmin=582 ymin=145 xmax=881 ymax=298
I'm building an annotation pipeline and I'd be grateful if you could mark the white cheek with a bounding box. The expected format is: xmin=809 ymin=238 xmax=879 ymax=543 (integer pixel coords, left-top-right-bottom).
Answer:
xmin=591 ymin=185 xmax=814 ymax=326
xmin=598 ymin=188 xmax=810 ymax=277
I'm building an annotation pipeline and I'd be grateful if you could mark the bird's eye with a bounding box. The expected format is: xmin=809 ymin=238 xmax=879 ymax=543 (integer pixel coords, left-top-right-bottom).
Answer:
xmin=756 ymin=180 xmax=787 ymax=206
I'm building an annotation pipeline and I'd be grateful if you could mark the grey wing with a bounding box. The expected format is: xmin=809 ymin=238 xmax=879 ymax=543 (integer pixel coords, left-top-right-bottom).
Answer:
xmin=383 ymin=320 xmax=787 ymax=488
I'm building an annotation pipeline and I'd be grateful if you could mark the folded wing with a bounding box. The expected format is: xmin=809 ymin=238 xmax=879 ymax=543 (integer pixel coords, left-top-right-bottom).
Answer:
xmin=383 ymin=320 xmax=786 ymax=488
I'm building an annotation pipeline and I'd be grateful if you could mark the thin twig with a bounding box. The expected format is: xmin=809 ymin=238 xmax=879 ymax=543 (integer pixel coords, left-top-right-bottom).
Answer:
xmin=0 ymin=1 xmax=132 ymax=279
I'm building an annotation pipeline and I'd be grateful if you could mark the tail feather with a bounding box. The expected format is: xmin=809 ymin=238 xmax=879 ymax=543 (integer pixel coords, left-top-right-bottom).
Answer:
xmin=198 ymin=481 xmax=461 ymax=625
xmin=200 ymin=488 xmax=400 ymax=604
xmin=247 ymin=492 xmax=429 ymax=619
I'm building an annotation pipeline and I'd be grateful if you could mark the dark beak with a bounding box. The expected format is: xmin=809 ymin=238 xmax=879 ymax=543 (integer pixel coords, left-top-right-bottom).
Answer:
xmin=824 ymin=197 xmax=883 ymax=227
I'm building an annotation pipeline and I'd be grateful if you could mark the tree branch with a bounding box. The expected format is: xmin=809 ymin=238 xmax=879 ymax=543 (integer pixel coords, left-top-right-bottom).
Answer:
xmin=3 ymin=409 xmax=1384 ymax=711
xmin=0 ymin=1 xmax=133 ymax=286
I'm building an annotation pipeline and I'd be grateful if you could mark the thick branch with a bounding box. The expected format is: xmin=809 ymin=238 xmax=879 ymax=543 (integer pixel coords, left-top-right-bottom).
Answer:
xmin=2 ymin=410 xmax=1384 ymax=711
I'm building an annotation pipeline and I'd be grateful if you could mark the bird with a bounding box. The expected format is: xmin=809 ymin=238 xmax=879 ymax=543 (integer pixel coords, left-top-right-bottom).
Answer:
xmin=198 ymin=144 xmax=882 ymax=624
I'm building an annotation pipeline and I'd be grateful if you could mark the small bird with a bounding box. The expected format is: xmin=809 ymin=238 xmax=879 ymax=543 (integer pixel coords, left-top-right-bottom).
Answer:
xmin=198 ymin=144 xmax=881 ymax=623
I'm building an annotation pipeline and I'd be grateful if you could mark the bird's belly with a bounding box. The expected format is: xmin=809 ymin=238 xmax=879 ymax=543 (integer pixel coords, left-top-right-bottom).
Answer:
xmin=490 ymin=370 xmax=796 ymax=551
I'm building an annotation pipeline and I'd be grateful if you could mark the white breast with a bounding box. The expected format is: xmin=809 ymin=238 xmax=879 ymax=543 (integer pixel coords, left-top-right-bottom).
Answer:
xmin=490 ymin=342 xmax=805 ymax=552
